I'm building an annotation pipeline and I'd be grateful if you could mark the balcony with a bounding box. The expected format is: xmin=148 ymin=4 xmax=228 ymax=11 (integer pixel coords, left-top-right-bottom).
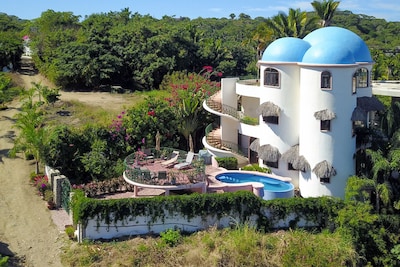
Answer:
xmin=204 ymin=92 xmax=259 ymax=126
xmin=204 ymin=124 xmax=248 ymax=158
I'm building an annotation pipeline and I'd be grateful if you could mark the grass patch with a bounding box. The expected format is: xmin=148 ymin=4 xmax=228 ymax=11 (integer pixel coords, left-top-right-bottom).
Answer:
xmin=43 ymin=90 xmax=170 ymax=128
xmin=61 ymin=226 xmax=357 ymax=267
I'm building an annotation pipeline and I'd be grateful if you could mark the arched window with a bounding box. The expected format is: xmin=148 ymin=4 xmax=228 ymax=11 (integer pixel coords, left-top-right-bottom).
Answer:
xmin=321 ymin=71 xmax=331 ymax=89
xmin=353 ymin=68 xmax=369 ymax=89
xmin=264 ymin=68 xmax=280 ymax=87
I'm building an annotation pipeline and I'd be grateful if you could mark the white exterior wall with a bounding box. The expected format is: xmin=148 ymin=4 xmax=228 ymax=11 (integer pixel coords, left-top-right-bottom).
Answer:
xmin=220 ymin=78 xmax=239 ymax=144
xmin=241 ymin=96 xmax=259 ymax=118
xmin=298 ymin=66 xmax=358 ymax=198
xmin=258 ymin=64 xmax=300 ymax=184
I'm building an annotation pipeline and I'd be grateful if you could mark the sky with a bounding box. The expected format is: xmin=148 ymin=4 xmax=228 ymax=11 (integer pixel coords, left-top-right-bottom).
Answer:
xmin=2 ymin=0 xmax=400 ymax=22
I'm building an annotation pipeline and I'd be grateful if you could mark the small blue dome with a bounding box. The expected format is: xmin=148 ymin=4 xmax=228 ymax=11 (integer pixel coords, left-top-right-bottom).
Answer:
xmin=302 ymin=42 xmax=356 ymax=64
xmin=303 ymin=27 xmax=372 ymax=63
xmin=262 ymin=37 xmax=311 ymax=62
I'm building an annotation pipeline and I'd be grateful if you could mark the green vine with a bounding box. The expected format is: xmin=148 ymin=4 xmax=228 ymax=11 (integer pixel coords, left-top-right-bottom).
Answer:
xmin=71 ymin=190 xmax=345 ymax=232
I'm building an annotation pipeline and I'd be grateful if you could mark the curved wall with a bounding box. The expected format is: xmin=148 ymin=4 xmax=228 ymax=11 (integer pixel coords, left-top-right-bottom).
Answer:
xmin=298 ymin=66 xmax=358 ymax=198
xmin=258 ymin=63 xmax=300 ymax=183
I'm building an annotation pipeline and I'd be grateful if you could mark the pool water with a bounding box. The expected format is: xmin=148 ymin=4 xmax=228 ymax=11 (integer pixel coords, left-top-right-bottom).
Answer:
xmin=215 ymin=172 xmax=294 ymax=200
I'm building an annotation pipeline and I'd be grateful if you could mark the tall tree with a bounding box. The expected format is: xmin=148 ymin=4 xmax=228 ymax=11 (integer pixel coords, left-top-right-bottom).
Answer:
xmin=311 ymin=0 xmax=340 ymax=27
xmin=266 ymin=8 xmax=318 ymax=39
xmin=10 ymin=88 xmax=46 ymax=174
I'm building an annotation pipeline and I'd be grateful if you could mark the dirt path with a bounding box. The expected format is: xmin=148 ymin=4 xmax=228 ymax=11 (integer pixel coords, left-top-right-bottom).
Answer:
xmin=0 ymin=99 xmax=65 ymax=266
xmin=0 ymin=73 xmax=137 ymax=266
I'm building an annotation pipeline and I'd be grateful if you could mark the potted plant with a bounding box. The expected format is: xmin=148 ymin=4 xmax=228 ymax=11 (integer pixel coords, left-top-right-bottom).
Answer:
xmin=44 ymin=189 xmax=55 ymax=209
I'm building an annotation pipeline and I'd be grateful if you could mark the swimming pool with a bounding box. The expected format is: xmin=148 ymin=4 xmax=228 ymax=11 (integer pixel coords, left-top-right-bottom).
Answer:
xmin=215 ymin=171 xmax=294 ymax=200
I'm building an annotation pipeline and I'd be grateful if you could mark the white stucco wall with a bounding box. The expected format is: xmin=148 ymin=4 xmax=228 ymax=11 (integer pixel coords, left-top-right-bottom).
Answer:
xmin=298 ymin=65 xmax=359 ymax=198
xmin=257 ymin=64 xmax=300 ymax=183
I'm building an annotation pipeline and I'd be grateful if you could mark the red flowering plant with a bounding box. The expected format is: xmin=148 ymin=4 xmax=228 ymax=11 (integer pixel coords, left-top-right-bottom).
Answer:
xmin=108 ymin=110 xmax=135 ymax=154
xmin=161 ymin=66 xmax=222 ymax=108
xmin=159 ymin=66 xmax=222 ymax=151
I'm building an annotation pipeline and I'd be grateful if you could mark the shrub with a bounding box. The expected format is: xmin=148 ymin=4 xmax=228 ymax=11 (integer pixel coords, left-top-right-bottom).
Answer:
xmin=160 ymin=229 xmax=182 ymax=247
xmin=215 ymin=157 xmax=238 ymax=170
xmin=242 ymin=164 xmax=271 ymax=173
xmin=0 ymin=255 xmax=8 ymax=267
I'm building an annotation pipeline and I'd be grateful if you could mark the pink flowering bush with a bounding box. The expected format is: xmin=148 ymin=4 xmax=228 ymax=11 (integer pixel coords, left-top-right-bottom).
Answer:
xmin=32 ymin=175 xmax=49 ymax=196
xmin=161 ymin=67 xmax=222 ymax=107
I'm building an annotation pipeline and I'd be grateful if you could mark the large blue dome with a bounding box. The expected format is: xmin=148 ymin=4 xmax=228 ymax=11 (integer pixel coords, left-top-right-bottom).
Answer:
xmin=302 ymin=42 xmax=355 ymax=64
xmin=261 ymin=26 xmax=372 ymax=64
xmin=262 ymin=37 xmax=311 ymax=62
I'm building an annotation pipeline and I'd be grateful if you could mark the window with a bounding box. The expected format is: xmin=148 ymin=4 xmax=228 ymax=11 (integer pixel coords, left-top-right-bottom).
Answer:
xmin=288 ymin=163 xmax=295 ymax=171
xmin=263 ymin=116 xmax=279 ymax=124
xmin=264 ymin=160 xmax=278 ymax=168
xmin=320 ymin=177 xmax=330 ymax=183
xmin=264 ymin=68 xmax=280 ymax=87
xmin=321 ymin=120 xmax=331 ymax=131
xmin=321 ymin=71 xmax=331 ymax=89
xmin=354 ymin=68 xmax=369 ymax=88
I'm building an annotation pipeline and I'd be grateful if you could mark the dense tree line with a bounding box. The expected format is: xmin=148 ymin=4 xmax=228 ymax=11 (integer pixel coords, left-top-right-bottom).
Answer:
xmin=2 ymin=4 xmax=400 ymax=90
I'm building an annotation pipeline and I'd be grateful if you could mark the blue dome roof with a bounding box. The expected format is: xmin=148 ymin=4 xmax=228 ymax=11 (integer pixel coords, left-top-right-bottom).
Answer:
xmin=262 ymin=27 xmax=372 ymax=64
xmin=262 ymin=37 xmax=311 ymax=62
xmin=302 ymin=42 xmax=355 ymax=64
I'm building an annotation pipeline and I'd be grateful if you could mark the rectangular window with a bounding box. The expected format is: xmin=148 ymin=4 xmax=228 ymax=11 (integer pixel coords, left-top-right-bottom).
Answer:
xmin=321 ymin=71 xmax=331 ymax=90
xmin=264 ymin=68 xmax=280 ymax=87
xmin=320 ymin=177 xmax=330 ymax=183
xmin=264 ymin=160 xmax=278 ymax=168
xmin=288 ymin=163 xmax=295 ymax=170
xmin=321 ymin=120 xmax=331 ymax=131
xmin=355 ymin=68 xmax=368 ymax=88
xmin=263 ymin=116 xmax=279 ymax=124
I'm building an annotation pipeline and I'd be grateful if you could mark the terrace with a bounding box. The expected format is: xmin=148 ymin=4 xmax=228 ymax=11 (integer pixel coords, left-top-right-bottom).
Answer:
xmin=123 ymin=148 xmax=211 ymax=196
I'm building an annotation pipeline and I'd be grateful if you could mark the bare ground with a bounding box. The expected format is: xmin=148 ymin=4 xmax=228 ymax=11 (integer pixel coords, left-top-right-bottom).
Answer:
xmin=0 ymin=73 xmax=135 ymax=266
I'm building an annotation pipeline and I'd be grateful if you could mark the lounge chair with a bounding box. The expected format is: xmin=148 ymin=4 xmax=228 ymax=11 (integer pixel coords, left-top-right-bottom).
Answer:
xmin=161 ymin=151 xmax=179 ymax=167
xmin=141 ymin=169 xmax=152 ymax=181
xmin=157 ymin=171 xmax=167 ymax=179
xmin=174 ymin=152 xmax=195 ymax=170
xmin=143 ymin=148 xmax=154 ymax=163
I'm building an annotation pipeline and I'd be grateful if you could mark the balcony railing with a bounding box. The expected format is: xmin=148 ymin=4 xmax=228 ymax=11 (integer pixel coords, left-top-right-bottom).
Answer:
xmin=206 ymin=98 xmax=240 ymax=119
xmin=206 ymin=94 xmax=259 ymax=125
xmin=205 ymin=124 xmax=247 ymax=157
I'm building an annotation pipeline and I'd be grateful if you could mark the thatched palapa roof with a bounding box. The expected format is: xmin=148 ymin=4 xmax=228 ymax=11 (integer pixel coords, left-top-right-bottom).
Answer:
xmin=281 ymin=145 xmax=310 ymax=172
xmin=314 ymin=109 xmax=336 ymax=120
xmin=292 ymin=156 xmax=311 ymax=172
xmin=312 ymin=160 xmax=337 ymax=178
xmin=258 ymin=144 xmax=281 ymax=162
xmin=351 ymin=106 xmax=367 ymax=121
xmin=249 ymin=138 xmax=260 ymax=152
xmin=281 ymin=145 xmax=299 ymax=163
xmin=357 ymin=96 xmax=385 ymax=112
xmin=257 ymin=101 xmax=281 ymax=117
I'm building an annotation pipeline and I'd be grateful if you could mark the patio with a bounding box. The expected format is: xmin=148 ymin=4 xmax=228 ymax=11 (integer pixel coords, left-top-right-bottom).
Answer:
xmin=123 ymin=148 xmax=215 ymax=197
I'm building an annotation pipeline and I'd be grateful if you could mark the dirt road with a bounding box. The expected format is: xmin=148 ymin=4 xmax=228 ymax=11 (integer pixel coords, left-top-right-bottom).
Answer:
xmin=0 ymin=97 xmax=65 ymax=266
xmin=0 ymin=73 xmax=137 ymax=266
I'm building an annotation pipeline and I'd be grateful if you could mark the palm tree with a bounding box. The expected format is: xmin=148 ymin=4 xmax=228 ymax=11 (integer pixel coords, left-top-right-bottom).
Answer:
xmin=366 ymin=148 xmax=395 ymax=213
xmin=311 ymin=0 xmax=340 ymax=27
xmin=247 ymin=23 xmax=274 ymax=61
xmin=266 ymin=8 xmax=318 ymax=39
xmin=10 ymin=100 xmax=46 ymax=174
xmin=177 ymin=97 xmax=200 ymax=152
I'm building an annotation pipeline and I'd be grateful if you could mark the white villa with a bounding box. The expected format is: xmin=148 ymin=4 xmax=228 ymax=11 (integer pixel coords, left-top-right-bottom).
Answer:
xmin=203 ymin=26 xmax=385 ymax=199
